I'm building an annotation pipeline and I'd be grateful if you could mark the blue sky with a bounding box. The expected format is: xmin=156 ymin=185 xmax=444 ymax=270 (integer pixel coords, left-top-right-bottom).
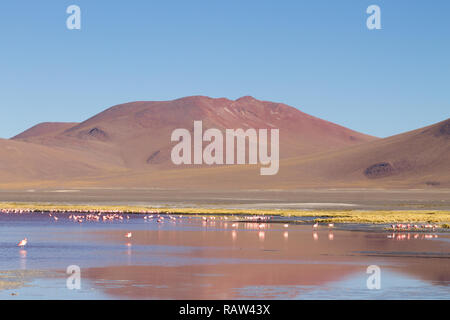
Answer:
xmin=0 ymin=0 xmax=448 ymax=138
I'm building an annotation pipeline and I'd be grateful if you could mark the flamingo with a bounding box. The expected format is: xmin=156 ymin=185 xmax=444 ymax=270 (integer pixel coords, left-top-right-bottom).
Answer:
xmin=328 ymin=223 xmax=334 ymax=228
xmin=313 ymin=222 xmax=319 ymax=229
xmin=125 ymin=232 xmax=132 ymax=238
xmin=17 ymin=238 xmax=27 ymax=247
xmin=284 ymin=224 xmax=289 ymax=228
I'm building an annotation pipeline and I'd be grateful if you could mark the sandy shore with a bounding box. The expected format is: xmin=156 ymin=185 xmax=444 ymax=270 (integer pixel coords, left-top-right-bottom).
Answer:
xmin=0 ymin=202 xmax=449 ymax=226
xmin=0 ymin=270 xmax=48 ymax=291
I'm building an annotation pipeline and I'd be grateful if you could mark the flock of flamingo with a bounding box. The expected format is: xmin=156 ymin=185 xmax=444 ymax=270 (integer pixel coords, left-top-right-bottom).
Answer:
xmin=390 ymin=223 xmax=440 ymax=231
xmin=1 ymin=207 xmax=441 ymax=248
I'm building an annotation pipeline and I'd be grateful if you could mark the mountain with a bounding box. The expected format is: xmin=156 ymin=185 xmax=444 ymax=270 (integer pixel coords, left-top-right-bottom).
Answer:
xmin=12 ymin=96 xmax=376 ymax=170
xmin=5 ymin=96 xmax=448 ymax=190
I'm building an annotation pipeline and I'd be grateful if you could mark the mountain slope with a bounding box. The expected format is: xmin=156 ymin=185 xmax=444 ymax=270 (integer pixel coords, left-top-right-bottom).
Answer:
xmin=12 ymin=122 xmax=78 ymax=140
xmin=0 ymin=138 xmax=125 ymax=187
xmin=74 ymin=119 xmax=450 ymax=189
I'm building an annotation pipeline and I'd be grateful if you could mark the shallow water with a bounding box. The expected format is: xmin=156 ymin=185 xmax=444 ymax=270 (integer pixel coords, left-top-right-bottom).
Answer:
xmin=0 ymin=213 xmax=448 ymax=299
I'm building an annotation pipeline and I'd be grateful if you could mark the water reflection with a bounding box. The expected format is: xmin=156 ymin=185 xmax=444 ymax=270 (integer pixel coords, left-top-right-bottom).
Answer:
xmin=19 ymin=249 xmax=27 ymax=270
xmin=126 ymin=243 xmax=132 ymax=266
xmin=231 ymin=230 xmax=237 ymax=241
xmin=1 ymin=213 xmax=448 ymax=299
xmin=387 ymin=233 xmax=439 ymax=240
xmin=258 ymin=231 xmax=265 ymax=241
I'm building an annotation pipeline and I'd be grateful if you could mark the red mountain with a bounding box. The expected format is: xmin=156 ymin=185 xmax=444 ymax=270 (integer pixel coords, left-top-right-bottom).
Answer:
xmin=12 ymin=96 xmax=376 ymax=171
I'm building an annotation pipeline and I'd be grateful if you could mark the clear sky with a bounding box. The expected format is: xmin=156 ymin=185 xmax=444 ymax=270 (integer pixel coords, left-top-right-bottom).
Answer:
xmin=0 ymin=0 xmax=448 ymax=138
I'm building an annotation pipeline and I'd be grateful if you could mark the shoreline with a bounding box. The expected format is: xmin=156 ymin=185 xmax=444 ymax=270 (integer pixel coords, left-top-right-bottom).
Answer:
xmin=1 ymin=202 xmax=449 ymax=226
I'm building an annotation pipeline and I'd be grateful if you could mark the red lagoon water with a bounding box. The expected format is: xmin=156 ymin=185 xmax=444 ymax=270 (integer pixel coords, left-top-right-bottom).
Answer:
xmin=0 ymin=212 xmax=449 ymax=299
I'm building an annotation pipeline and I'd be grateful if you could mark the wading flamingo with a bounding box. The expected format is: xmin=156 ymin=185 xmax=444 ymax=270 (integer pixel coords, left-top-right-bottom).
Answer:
xmin=18 ymin=238 xmax=28 ymax=247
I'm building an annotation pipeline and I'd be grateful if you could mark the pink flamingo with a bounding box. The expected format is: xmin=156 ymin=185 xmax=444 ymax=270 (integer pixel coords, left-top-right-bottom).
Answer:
xmin=313 ymin=222 xmax=319 ymax=229
xmin=125 ymin=232 xmax=132 ymax=238
xmin=18 ymin=238 xmax=28 ymax=247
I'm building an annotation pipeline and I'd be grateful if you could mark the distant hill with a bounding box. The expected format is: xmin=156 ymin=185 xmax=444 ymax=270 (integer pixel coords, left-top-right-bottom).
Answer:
xmin=274 ymin=118 xmax=450 ymax=188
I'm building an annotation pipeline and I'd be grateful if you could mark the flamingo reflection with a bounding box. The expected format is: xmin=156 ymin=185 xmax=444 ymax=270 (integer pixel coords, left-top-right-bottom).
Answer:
xmin=19 ymin=249 xmax=27 ymax=270
xmin=231 ymin=230 xmax=237 ymax=241
xmin=258 ymin=231 xmax=265 ymax=241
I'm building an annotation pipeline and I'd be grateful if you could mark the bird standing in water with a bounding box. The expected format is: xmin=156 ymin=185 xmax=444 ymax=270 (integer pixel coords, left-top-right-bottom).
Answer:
xmin=18 ymin=238 xmax=28 ymax=247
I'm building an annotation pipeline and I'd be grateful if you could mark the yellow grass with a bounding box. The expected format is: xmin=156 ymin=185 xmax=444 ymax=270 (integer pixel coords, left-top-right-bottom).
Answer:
xmin=0 ymin=202 xmax=449 ymax=224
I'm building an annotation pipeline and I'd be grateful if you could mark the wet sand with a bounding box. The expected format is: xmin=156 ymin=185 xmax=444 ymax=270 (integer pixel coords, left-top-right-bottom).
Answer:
xmin=0 ymin=270 xmax=48 ymax=291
